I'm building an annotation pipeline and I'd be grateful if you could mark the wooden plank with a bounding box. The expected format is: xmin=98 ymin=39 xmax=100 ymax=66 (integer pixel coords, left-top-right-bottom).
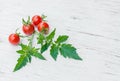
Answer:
xmin=0 ymin=0 xmax=120 ymax=81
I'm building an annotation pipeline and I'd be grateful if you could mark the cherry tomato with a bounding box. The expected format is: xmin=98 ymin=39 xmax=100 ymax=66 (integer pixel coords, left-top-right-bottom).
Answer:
xmin=8 ymin=33 xmax=20 ymax=45
xmin=22 ymin=24 xmax=35 ymax=35
xmin=37 ymin=22 xmax=49 ymax=34
xmin=32 ymin=15 xmax=42 ymax=26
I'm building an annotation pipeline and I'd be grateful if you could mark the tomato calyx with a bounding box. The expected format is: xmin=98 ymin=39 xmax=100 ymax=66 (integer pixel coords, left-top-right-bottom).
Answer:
xmin=22 ymin=16 xmax=31 ymax=26
xmin=41 ymin=27 xmax=49 ymax=34
xmin=41 ymin=14 xmax=47 ymax=21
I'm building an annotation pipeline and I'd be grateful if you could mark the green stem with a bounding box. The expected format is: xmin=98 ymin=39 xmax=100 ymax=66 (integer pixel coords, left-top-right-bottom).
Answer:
xmin=19 ymin=35 xmax=29 ymax=38
xmin=28 ymin=33 xmax=35 ymax=48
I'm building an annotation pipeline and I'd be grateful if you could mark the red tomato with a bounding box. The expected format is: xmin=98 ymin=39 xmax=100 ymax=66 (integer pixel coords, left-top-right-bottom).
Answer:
xmin=9 ymin=33 xmax=20 ymax=45
xmin=37 ymin=22 xmax=49 ymax=34
xmin=32 ymin=15 xmax=42 ymax=26
xmin=22 ymin=24 xmax=35 ymax=35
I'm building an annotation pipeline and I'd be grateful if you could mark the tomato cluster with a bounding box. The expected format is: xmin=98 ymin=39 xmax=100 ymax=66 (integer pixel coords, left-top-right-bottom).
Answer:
xmin=8 ymin=15 xmax=49 ymax=45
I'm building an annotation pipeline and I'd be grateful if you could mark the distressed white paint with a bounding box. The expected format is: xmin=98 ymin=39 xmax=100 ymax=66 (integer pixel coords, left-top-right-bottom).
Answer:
xmin=0 ymin=0 xmax=120 ymax=81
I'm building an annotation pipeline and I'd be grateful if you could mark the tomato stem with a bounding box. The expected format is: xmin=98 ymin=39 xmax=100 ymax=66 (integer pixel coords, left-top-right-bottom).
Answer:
xmin=28 ymin=32 xmax=34 ymax=48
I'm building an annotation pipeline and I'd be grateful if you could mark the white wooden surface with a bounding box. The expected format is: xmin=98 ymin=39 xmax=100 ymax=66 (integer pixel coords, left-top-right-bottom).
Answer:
xmin=0 ymin=0 xmax=120 ymax=81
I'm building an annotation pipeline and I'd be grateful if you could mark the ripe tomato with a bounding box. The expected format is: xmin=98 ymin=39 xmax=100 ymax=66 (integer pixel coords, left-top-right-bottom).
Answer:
xmin=37 ymin=22 xmax=49 ymax=34
xmin=32 ymin=15 xmax=42 ymax=26
xmin=22 ymin=24 xmax=35 ymax=35
xmin=9 ymin=33 xmax=20 ymax=45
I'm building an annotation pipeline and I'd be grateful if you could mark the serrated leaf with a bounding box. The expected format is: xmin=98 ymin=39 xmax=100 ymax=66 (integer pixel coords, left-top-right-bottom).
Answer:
xmin=59 ymin=44 xmax=82 ymax=60
xmin=46 ymin=29 xmax=56 ymax=41
xmin=50 ymin=44 xmax=59 ymax=61
xmin=32 ymin=52 xmax=46 ymax=60
xmin=19 ymin=43 xmax=28 ymax=50
xmin=56 ymin=35 xmax=68 ymax=43
xmin=37 ymin=33 xmax=45 ymax=44
xmin=30 ymin=47 xmax=46 ymax=60
xmin=16 ymin=50 xmax=25 ymax=54
xmin=41 ymin=42 xmax=51 ymax=53
xmin=13 ymin=55 xmax=28 ymax=72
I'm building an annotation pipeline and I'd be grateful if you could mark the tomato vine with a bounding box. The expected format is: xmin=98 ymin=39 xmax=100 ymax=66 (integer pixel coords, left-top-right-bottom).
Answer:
xmin=8 ymin=15 xmax=82 ymax=72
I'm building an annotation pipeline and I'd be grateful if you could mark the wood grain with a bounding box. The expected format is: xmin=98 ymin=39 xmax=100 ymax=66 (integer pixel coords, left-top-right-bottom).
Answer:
xmin=0 ymin=0 xmax=120 ymax=81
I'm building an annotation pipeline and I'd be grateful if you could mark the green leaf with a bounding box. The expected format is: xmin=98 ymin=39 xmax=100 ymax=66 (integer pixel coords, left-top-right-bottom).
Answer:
xmin=19 ymin=43 xmax=28 ymax=50
xmin=46 ymin=29 xmax=56 ymax=41
xmin=59 ymin=44 xmax=82 ymax=60
xmin=16 ymin=50 xmax=25 ymax=54
xmin=37 ymin=33 xmax=45 ymax=45
xmin=32 ymin=52 xmax=46 ymax=60
xmin=30 ymin=47 xmax=46 ymax=60
xmin=28 ymin=54 xmax=32 ymax=63
xmin=50 ymin=44 xmax=59 ymax=61
xmin=41 ymin=42 xmax=51 ymax=53
xmin=56 ymin=35 xmax=68 ymax=43
xmin=13 ymin=55 xmax=28 ymax=72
